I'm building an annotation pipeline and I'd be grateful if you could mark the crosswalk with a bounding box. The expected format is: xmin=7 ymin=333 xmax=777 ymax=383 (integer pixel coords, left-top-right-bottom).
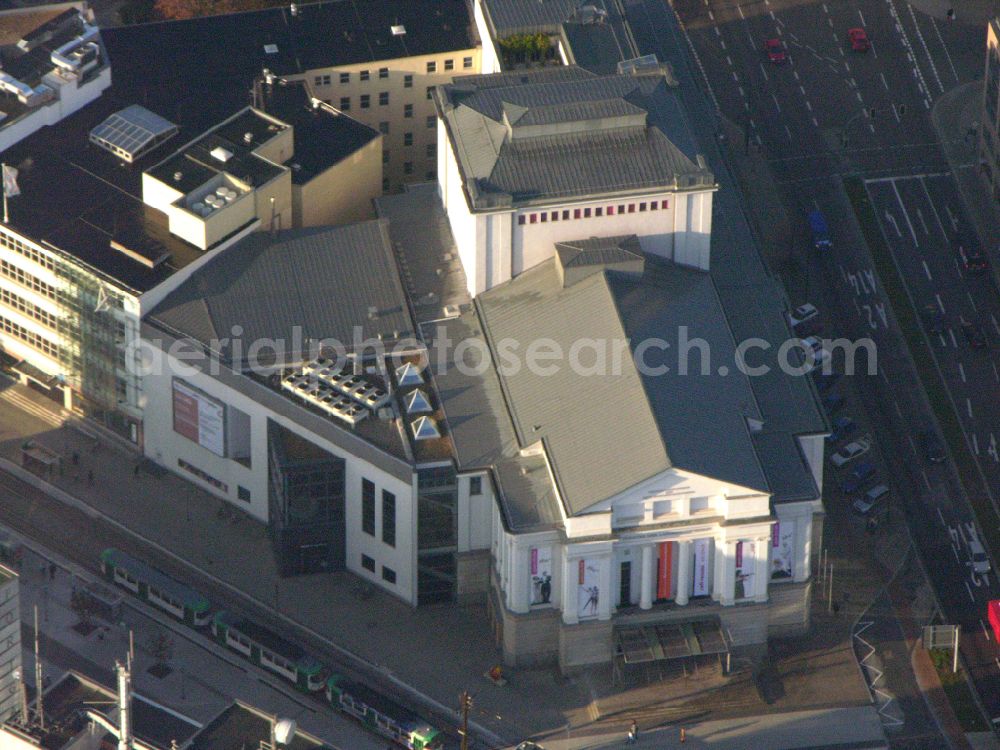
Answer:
xmin=0 ymin=387 xmax=66 ymax=428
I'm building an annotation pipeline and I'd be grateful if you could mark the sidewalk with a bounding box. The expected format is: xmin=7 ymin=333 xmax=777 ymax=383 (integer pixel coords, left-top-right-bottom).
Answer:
xmin=931 ymin=81 xmax=1000 ymax=283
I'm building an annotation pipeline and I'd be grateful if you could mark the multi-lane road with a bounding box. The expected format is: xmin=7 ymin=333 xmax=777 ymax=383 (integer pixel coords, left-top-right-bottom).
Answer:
xmin=624 ymin=0 xmax=1000 ymax=734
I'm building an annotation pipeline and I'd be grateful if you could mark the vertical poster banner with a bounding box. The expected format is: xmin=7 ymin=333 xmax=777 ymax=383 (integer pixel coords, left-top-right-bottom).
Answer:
xmin=770 ymin=521 xmax=795 ymax=580
xmin=577 ymin=559 xmax=600 ymax=619
xmin=692 ymin=538 xmax=710 ymax=596
xmin=657 ymin=541 xmax=673 ymax=600
xmin=734 ymin=541 xmax=756 ymax=599
xmin=529 ymin=546 xmax=553 ymax=605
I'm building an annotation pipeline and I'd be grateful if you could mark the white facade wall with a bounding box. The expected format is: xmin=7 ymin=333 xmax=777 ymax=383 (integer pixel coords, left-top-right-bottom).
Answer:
xmin=798 ymin=433 xmax=826 ymax=495
xmin=141 ymin=346 xmax=419 ymax=605
xmin=0 ymin=65 xmax=111 ymax=154
xmin=438 ymin=127 xmax=481 ymax=293
xmin=472 ymin=0 xmax=502 ymax=74
xmin=457 ymin=472 xmax=493 ymax=552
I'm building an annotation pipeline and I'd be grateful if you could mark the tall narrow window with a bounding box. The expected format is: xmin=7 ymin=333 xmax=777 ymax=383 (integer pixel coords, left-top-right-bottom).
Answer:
xmin=362 ymin=479 xmax=375 ymax=535
xmin=382 ymin=490 xmax=396 ymax=547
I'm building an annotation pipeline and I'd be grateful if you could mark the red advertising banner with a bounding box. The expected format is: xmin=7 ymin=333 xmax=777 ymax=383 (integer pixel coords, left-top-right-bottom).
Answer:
xmin=531 ymin=548 xmax=538 ymax=575
xmin=736 ymin=541 xmax=743 ymax=568
xmin=772 ymin=523 xmax=780 ymax=547
xmin=578 ymin=559 xmax=585 ymax=585
xmin=657 ymin=541 xmax=673 ymax=600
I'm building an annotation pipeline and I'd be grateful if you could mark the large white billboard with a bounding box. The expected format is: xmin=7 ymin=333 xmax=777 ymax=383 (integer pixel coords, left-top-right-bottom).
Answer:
xmin=172 ymin=379 xmax=226 ymax=457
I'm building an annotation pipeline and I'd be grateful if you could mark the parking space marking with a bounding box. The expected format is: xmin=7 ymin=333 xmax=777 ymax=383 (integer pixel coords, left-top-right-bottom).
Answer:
xmin=907 ymin=4 xmax=944 ymax=93
xmin=936 ymin=294 xmax=945 ymax=313
xmin=948 ymin=328 xmax=958 ymax=348
xmin=921 ymin=470 xmax=931 ymax=491
xmin=906 ymin=434 xmax=917 ymax=454
xmin=922 ymin=261 xmax=932 ymax=280
xmin=936 ymin=507 xmax=946 ymax=526
xmin=967 ymin=398 xmax=973 ymax=419
xmin=981 ymin=619 xmax=991 ymax=640
xmin=884 ymin=211 xmax=902 ymax=238
xmin=965 ymin=581 xmax=975 ymax=602
xmin=958 ymin=362 xmax=966 ymax=382
xmin=858 ymin=9 xmax=866 ymax=25
xmin=993 ymin=362 xmax=999 ymax=383
xmin=890 ymin=180 xmax=919 ymax=245
xmin=954 ymin=258 xmax=963 ymax=277
xmin=880 ymin=72 xmax=889 ymax=90
xmin=929 ymin=17 xmax=960 ymax=84
xmin=967 ymin=291 xmax=978 ymax=313
xmin=759 ymin=62 xmax=769 ymax=80
xmin=719 ymin=36 xmax=725 ymax=49
xmin=990 ymin=433 xmax=999 ymax=463
xmin=914 ymin=208 xmax=928 ymax=234
xmin=945 ymin=205 xmax=958 ymax=231
xmin=894 ymin=400 xmax=903 ymax=418
xmin=973 ymin=433 xmax=980 ymax=454
xmin=772 ymin=93 xmax=781 ymax=113
xmin=991 ymin=314 xmax=1000 ymax=336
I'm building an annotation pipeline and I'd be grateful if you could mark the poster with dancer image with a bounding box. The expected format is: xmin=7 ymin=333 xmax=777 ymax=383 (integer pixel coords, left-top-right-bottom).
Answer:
xmin=529 ymin=546 xmax=553 ymax=605
xmin=692 ymin=538 xmax=711 ymax=596
xmin=576 ymin=559 xmax=600 ymax=619
xmin=770 ymin=521 xmax=795 ymax=580
xmin=734 ymin=541 xmax=756 ymax=600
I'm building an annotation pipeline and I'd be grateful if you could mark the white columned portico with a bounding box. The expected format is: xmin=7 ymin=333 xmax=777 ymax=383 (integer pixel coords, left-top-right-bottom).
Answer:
xmin=639 ymin=545 xmax=653 ymax=610
xmin=675 ymin=540 xmax=691 ymax=606
xmin=717 ymin=540 xmax=736 ymax=606
xmin=794 ymin=513 xmax=811 ymax=583
xmin=562 ymin=560 xmax=579 ymax=625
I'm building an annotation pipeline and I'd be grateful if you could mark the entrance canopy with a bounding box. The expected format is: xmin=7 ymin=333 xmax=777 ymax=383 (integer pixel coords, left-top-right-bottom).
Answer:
xmin=615 ymin=618 xmax=729 ymax=665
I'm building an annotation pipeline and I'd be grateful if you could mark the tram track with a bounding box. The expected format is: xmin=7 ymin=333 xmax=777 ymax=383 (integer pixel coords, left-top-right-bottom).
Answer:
xmin=0 ymin=468 xmax=484 ymax=749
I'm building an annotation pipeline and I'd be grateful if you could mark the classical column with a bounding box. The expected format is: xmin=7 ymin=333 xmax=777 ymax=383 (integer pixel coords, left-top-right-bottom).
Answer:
xmin=754 ymin=538 xmax=770 ymax=603
xmin=795 ymin=515 xmax=811 ymax=583
xmin=717 ymin=541 xmax=736 ymax=606
xmin=640 ymin=545 xmax=653 ymax=610
xmin=675 ymin=541 xmax=691 ymax=606
xmin=562 ymin=558 xmax=579 ymax=625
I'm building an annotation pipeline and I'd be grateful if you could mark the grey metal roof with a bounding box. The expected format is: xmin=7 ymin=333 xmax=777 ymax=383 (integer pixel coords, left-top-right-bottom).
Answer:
xmin=481 ymin=0 xmax=582 ymax=35
xmin=476 ymin=254 xmax=768 ymax=517
xmin=150 ymin=221 xmax=414 ymax=359
xmin=556 ymin=235 xmax=643 ymax=267
xmin=438 ymin=67 xmax=713 ymax=208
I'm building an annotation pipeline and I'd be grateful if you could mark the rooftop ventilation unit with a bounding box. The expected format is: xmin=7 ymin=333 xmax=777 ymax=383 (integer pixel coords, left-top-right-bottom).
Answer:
xmin=264 ymin=44 xmax=279 ymax=54
xmin=243 ymin=132 xmax=254 ymax=144
xmin=391 ymin=24 xmax=406 ymax=35
xmin=210 ymin=146 xmax=233 ymax=163
xmin=289 ymin=3 xmax=298 ymax=15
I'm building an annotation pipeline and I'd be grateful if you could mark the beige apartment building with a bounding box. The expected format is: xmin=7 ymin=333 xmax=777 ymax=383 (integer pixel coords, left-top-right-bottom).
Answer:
xmin=305 ymin=46 xmax=480 ymax=192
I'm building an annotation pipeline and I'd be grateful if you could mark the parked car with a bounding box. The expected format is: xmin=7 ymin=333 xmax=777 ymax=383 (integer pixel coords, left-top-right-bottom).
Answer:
xmin=923 ymin=303 xmax=945 ymax=335
xmin=802 ymin=336 xmax=831 ymax=366
xmin=852 ymin=483 xmax=888 ymax=515
xmin=827 ymin=416 xmax=857 ymax=444
xmin=809 ymin=210 xmax=832 ymax=251
xmin=847 ymin=27 xmax=870 ymax=52
xmin=764 ymin=37 xmax=787 ymax=63
xmin=962 ymin=321 xmax=987 ymax=349
xmin=956 ymin=229 xmax=989 ymax=274
xmin=830 ymin=438 xmax=871 ymax=468
xmin=918 ymin=430 xmax=946 ymax=464
xmin=814 ymin=371 xmax=841 ymax=393
xmin=969 ymin=536 xmax=992 ymax=575
xmin=822 ymin=392 xmax=844 ymax=414
xmin=842 ymin=462 xmax=877 ymax=494
xmin=789 ymin=303 xmax=819 ymax=331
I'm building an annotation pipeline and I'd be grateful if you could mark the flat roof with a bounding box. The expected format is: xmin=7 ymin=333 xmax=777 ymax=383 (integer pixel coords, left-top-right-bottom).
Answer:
xmin=101 ymin=0 xmax=476 ymax=91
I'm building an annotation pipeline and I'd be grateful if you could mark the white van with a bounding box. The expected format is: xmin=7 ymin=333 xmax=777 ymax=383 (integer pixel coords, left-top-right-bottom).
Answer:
xmin=969 ymin=537 xmax=992 ymax=575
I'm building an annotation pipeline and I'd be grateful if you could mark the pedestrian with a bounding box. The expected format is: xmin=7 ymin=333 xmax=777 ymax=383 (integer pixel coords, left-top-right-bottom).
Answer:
xmin=626 ymin=720 xmax=638 ymax=744
xmin=48 ymin=563 xmax=56 ymax=580
xmin=87 ymin=469 xmax=93 ymax=484
xmin=71 ymin=450 xmax=79 ymax=466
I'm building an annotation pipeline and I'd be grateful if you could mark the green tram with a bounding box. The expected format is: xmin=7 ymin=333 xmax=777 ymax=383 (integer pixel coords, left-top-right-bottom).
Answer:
xmin=100 ymin=548 xmax=211 ymax=627
xmin=212 ymin=611 xmax=326 ymax=692
xmin=326 ymin=674 xmax=443 ymax=750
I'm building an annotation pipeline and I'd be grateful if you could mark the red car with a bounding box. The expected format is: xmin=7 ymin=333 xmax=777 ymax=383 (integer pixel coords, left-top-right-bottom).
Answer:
xmin=848 ymin=27 xmax=870 ymax=52
xmin=764 ymin=38 xmax=787 ymax=64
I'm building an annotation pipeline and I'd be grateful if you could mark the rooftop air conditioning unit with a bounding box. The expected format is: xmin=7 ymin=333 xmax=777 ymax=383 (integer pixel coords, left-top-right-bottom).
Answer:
xmin=391 ymin=25 xmax=406 ymax=35
xmin=210 ymin=146 xmax=233 ymax=163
